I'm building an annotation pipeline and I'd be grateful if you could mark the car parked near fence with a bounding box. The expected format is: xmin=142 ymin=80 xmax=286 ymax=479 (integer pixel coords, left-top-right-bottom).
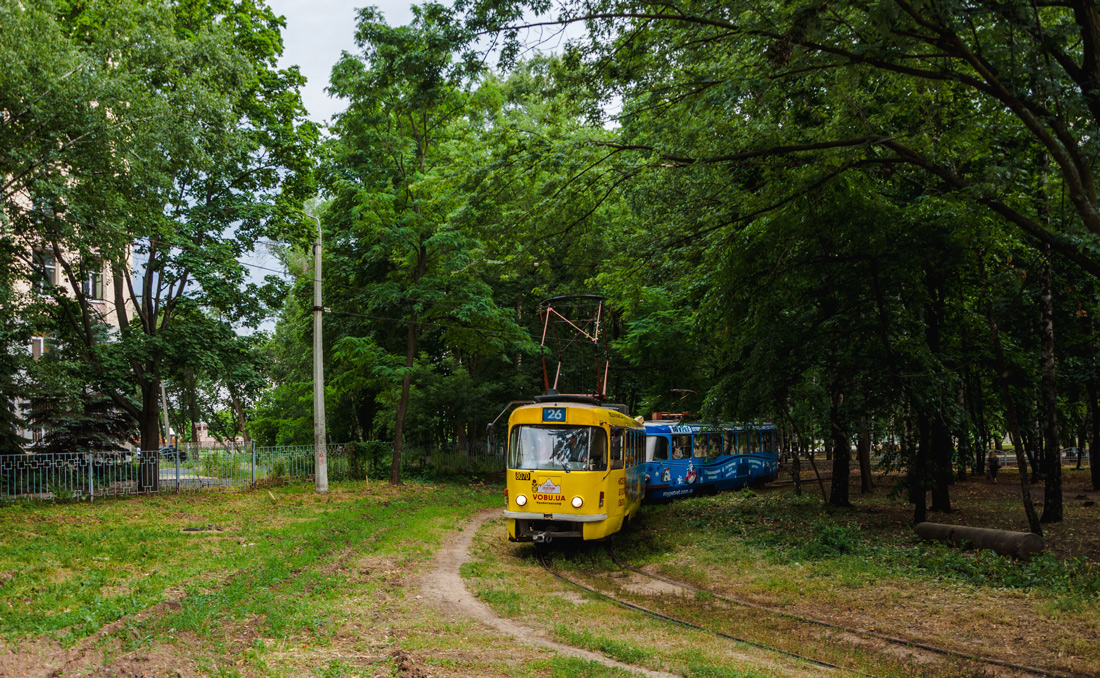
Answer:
xmin=1061 ymin=447 xmax=1086 ymax=462
xmin=157 ymin=446 xmax=187 ymax=462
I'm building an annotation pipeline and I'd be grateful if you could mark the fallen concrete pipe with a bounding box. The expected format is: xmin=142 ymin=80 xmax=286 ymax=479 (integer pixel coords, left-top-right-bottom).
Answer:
xmin=914 ymin=522 xmax=1045 ymax=559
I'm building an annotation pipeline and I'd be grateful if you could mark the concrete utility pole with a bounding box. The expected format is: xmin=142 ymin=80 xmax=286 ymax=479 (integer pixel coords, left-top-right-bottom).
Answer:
xmin=312 ymin=213 xmax=328 ymax=493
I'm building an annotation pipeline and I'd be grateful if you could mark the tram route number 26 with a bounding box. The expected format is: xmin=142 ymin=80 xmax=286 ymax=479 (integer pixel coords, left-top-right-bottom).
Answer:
xmin=542 ymin=408 xmax=566 ymax=422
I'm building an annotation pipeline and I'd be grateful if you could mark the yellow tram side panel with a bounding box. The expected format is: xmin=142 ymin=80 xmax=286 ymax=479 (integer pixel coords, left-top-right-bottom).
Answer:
xmin=504 ymin=402 xmax=645 ymax=541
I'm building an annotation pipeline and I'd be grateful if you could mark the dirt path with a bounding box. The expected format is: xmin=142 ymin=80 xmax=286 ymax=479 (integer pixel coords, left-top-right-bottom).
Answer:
xmin=420 ymin=510 xmax=848 ymax=678
xmin=420 ymin=509 xmax=679 ymax=678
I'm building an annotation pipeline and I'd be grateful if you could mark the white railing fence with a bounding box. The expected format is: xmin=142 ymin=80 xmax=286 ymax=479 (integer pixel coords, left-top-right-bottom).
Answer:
xmin=0 ymin=440 xmax=505 ymax=503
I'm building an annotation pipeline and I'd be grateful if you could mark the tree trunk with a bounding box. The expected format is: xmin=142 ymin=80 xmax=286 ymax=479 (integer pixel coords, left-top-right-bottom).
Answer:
xmin=828 ymin=369 xmax=852 ymax=508
xmin=1089 ymin=382 xmax=1100 ymax=491
xmin=186 ymin=369 xmax=200 ymax=445
xmin=930 ymin=415 xmax=954 ymax=512
xmin=974 ymin=378 xmax=987 ymax=477
xmin=456 ymin=420 xmax=467 ymax=455
xmin=956 ymin=381 xmax=970 ymax=480
xmin=1038 ymin=246 xmax=1062 ymax=522
xmin=985 ymin=293 xmax=1042 ymax=535
xmin=1021 ymin=427 xmax=1040 ymax=483
xmin=231 ymin=392 xmax=250 ymax=444
xmin=912 ymin=411 xmax=929 ymax=524
xmin=858 ymin=414 xmax=873 ymax=493
xmin=139 ymin=381 xmax=160 ymax=492
xmin=391 ymin=315 xmax=416 ymax=485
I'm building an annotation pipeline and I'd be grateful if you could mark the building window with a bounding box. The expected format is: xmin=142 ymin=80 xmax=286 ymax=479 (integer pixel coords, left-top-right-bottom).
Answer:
xmin=34 ymin=251 xmax=56 ymax=293
xmin=82 ymin=263 xmax=104 ymax=300
xmin=30 ymin=337 xmax=47 ymax=361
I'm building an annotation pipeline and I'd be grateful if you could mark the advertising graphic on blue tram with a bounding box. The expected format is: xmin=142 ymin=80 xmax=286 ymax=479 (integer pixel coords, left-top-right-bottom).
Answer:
xmin=643 ymin=421 xmax=780 ymax=500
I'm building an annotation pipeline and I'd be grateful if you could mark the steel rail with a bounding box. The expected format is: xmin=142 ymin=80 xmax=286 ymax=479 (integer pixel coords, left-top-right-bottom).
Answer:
xmin=534 ymin=546 xmax=865 ymax=676
xmin=607 ymin=546 xmax=1086 ymax=678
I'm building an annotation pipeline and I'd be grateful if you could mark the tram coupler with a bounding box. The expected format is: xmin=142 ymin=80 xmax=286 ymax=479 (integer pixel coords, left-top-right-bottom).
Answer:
xmin=532 ymin=531 xmax=553 ymax=543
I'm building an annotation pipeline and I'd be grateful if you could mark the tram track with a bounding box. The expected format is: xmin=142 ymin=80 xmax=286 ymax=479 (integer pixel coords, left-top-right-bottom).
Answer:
xmin=604 ymin=545 xmax=1088 ymax=678
xmin=534 ymin=545 xmax=869 ymax=677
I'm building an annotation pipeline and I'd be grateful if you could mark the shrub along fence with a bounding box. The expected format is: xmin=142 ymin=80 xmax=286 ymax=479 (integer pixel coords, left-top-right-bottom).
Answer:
xmin=0 ymin=440 xmax=505 ymax=503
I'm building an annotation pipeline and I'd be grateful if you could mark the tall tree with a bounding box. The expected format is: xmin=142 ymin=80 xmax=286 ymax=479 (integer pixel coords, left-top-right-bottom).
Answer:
xmin=5 ymin=0 xmax=316 ymax=487
xmin=326 ymin=5 xmax=528 ymax=484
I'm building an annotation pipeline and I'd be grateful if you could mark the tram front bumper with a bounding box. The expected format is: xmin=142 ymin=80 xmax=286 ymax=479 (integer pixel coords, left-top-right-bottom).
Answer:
xmin=503 ymin=510 xmax=608 ymax=522
xmin=504 ymin=511 xmax=611 ymax=542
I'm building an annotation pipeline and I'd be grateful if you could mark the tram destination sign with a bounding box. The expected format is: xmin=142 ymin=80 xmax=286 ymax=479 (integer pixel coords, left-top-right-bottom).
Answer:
xmin=542 ymin=407 xmax=566 ymax=422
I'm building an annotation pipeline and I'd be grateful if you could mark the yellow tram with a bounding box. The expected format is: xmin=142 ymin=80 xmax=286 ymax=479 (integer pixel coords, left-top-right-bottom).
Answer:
xmin=504 ymin=395 xmax=646 ymax=542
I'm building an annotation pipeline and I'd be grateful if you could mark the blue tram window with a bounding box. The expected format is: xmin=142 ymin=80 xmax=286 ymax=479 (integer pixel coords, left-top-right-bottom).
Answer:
xmin=648 ymin=436 xmax=669 ymax=461
xmin=705 ymin=433 xmax=719 ymax=460
xmin=671 ymin=435 xmax=691 ymax=459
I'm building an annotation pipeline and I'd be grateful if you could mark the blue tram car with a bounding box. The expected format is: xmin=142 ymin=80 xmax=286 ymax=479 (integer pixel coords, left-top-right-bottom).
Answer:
xmin=643 ymin=421 xmax=780 ymax=501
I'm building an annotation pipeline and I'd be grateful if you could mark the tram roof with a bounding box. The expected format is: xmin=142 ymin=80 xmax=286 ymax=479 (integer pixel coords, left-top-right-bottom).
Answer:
xmin=512 ymin=399 xmax=642 ymax=426
xmin=644 ymin=421 xmax=776 ymax=434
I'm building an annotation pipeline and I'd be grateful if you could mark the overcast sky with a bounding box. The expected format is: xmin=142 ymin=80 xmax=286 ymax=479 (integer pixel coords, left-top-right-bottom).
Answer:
xmin=267 ymin=0 xmax=417 ymax=125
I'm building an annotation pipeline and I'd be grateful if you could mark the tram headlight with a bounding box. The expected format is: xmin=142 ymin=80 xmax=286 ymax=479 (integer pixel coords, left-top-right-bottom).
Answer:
xmin=571 ymin=496 xmax=583 ymax=508
xmin=515 ymin=494 xmax=528 ymax=507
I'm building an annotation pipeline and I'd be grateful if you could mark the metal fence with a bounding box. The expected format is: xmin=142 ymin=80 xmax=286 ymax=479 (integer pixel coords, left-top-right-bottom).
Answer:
xmin=0 ymin=440 xmax=506 ymax=503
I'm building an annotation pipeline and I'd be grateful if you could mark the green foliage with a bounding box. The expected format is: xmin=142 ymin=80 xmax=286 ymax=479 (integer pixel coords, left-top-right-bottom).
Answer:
xmin=796 ymin=521 xmax=865 ymax=560
xmin=3 ymin=0 xmax=317 ymax=455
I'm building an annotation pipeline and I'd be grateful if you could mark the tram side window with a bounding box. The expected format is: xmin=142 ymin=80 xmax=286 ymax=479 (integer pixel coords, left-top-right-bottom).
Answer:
xmin=738 ymin=432 xmax=750 ymax=455
xmin=671 ymin=435 xmax=691 ymax=459
xmin=764 ymin=431 xmax=774 ymax=452
xmin=724 ymin=433 xmax=736 ymax=456
xmin=648 ymin=435 xmax=669 ymax=461
xmin=693 ymin=434 xmax=707 ymax=458
xmin=706 ymin=433 xmax=721 ymax=460
xmin=610 ymin=428 xmax=624 ymax=469
xmin=589 ymin=428 xmax=608 ymax=471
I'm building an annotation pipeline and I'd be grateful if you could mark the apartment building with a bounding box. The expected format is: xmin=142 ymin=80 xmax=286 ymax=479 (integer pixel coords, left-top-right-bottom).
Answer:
xmin=4 ymin=189 xmax=135 ymax=447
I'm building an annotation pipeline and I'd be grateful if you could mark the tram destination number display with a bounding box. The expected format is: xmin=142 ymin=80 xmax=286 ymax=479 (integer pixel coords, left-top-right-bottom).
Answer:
xmin=542 ymin=408 xmax=566 ymax=422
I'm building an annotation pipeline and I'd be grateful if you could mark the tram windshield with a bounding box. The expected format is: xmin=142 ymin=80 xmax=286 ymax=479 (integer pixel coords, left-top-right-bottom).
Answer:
xmin=509 ymin=425 xmax=608 ymax=472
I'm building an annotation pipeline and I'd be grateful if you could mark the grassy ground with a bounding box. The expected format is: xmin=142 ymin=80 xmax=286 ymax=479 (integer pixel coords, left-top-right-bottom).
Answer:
xmin=466 ymin=467 xmax=1100 ymax=677
xmin=0 ymin=480 xmax=625 ymax=677
xmin=2 ymin=468 xmax=1097 ymax=677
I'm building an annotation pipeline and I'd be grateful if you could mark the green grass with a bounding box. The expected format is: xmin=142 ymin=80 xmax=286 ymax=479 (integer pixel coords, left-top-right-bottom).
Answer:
xmin=538 ymin=656 xmax=643 ymax=677
xmin=622 ymin=488 xmax=1100 ymax=601
xmin=0 ymin=479 xmax=550 ymax=678
xmin=465 ymin=477 xmax=1100 ymax=678
xmin=551 ymin=624 xmax=649 ymax=664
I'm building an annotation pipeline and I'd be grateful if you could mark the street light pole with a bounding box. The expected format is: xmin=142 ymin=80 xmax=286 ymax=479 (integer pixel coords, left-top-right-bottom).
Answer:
xmin=311 ymin=213 xmax=328 ymax=493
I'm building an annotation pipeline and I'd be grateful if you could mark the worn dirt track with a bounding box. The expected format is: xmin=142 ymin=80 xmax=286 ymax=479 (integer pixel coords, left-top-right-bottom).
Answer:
xmin=419 ymin=509 xmax=680 ymax=678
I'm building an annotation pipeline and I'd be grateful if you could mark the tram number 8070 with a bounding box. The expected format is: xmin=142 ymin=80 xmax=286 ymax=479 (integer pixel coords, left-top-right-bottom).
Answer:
xmin=515 ymin=471 xmax=531 ymax=481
